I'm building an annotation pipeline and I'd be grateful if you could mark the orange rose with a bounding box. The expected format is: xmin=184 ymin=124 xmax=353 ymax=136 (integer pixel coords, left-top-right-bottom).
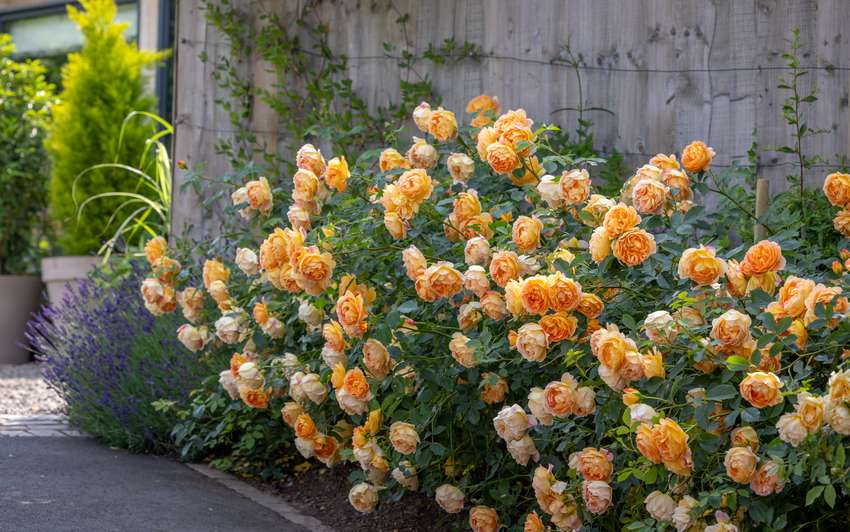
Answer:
xmin=588 ymin=227 xmax=611 ymax=264
xmin=292 ymin=168 xmax=320 ymax=204
xmin=337 ymin=291 xmax=368 ymax=337
xmin=632 ymin=179 xmax=669 ymax=214
xmin=515 ymin=322 xmax=549 ymax=362
xmin=612 ymin=228 xmax=656 ymax=266
xmin=144 ymin=236 xmax=167 ymax=264
xmin=487 ymin=140 xmax=522 ymax=174
xmin=493 ymin=109 xmax=533 ymax=137
xmin=750 ymin=461 xmax=786 ymax=496
xmin=294 ymin=413 xmax=317 ymax=439
xmin=743 ymin=240 xmax=786 ymax=275
xmin=423 ymin=262 xmax=464 ymax=300
xmin=323 ymin=320 xmax=348 ymax=353
xmin=152 ymin=256 xmax=182 ymax=285
xmin=823 ymin=172 xmax=850 ymax=207
xmin=466 ymin=94 xmax=500 ymax=116
xmin=558 ymin=169 xmax=590 ymax=205
xmin=240 ymin=386 xmax=270 ymax=408
xmin=415 ymin=274 xmax=437 ymax=302
xmin=681 ymin=140 xmax=715 ymax=172
xmin=459 ymin=213 xmax=495 ymax=240
xmin=289 ymin=245 xmax=335 ymax=296
xmin=343 ymin=367 xmax=370 ymax=399
xmin=480 ymin=292 xmax=508 ymax=321
xmin=796 ymin=391 xmax=826 ymax=433
xmin=546 ymin=273 xmax=582 ymax=312
xmin=539 ymin=313 xmax=578 ymax=343
xmin=476 ymin=127 xmax=497 ymax=159
xmin=678 ymin=245 xmax=728 ymax=286
xmin=428 ymin=107 xmax=457 ymax=142
xmin=202 ymin=259 xmax=229 ymax=290
xmin=651 ymin=418 xmax=689 ymax=462
xmin=499 ymin=122 xmax=535 ymax=158
xmin=324 ymin=156 xmax=349 ymax=192
xmin=519 ymin=275 xmax=549 ymax=315
xmin=577 ymin=293 xmax=604 ymax=319
xmin=296 ymin=143 xmax=326 ymax=175
xmin=512 ymin=156 xmax=543 ymax=187
xmin=835 ymin=211 xmax=850 ymax=237
xmin=740 ymin=371 xmax=784 ymax=408
xmin=602 ymin=203 xmax=641 ymax=237
xmin=725 ymin=446 xmax=759 ymax=483
xmin=581 ymin=195 xmax=616 ymax=227
xmin=453 ymin=190 xmax=482 ymax=221
xmin=804 ymin=283 xmax=850 ymax=324
xmin=480 ymin=373 xmax=508 ymax=404
xmin=244 ymin=176 xmax=273 ymax=213
xmin=398 ymin=168 xmax=434 ymax=204
xmin=711 ymin=310 xmax=752 ymax=346
xmin=635 ymin=423 xmax=662 ymax=463
xmin=541 ymin=375 xmax=577 ymax=417
xmin=570 ymin=447 xmax=614 ymax=482
xmin=490 ymin=250 xmax=520 ymax=288
xmin=663 ymin=169 xmax=691 ymax=201
xmin=384 ymin=211 xmax=407 ymax=239
xmin=504 ymin=280 xmax=524 ymax=317
xmin=512 ymin=215 xmax=544 ymax=254
xmin=649 ymin=153 xmax=680 ymax=170
xmin=450 ymin=332 xmax=477 ymax=367
xmin=402 ymin=245 xmax=428 ymax=281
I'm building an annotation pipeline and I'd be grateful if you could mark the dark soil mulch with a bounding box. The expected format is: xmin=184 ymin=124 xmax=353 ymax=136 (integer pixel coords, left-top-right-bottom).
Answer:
xmin=245 ymin=459 xmax=460 ymax=532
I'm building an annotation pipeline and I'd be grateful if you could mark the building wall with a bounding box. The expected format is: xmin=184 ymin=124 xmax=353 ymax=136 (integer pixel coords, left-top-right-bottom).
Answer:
xmin=170 ymin=1 xmax=848 ymax=239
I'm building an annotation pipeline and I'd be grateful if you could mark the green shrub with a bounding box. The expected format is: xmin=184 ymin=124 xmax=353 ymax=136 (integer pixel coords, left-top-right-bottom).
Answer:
xmin=46 ymin=0 xmax=167 ymax=256
xmin=0 ymin=35 xmax=54 ymax=276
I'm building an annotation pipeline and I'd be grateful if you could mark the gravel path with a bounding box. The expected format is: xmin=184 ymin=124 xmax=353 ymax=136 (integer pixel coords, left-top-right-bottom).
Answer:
xmin=0 ymin=363 xmax=64 ymax=415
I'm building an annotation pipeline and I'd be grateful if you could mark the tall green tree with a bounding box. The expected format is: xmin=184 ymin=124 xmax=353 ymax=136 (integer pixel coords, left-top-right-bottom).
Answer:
xmin=46 ymin=0 xmax=168 ymax=255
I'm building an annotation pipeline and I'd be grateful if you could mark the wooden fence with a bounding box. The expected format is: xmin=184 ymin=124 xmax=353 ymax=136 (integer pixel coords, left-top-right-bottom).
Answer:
xmin=171 ymin=0 xmax=850 ymax=239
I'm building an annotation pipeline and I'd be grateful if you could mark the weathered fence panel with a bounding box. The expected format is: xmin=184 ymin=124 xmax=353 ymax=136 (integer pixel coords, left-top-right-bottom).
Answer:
xmin=171 ymin=0 xmax=850 ymax=239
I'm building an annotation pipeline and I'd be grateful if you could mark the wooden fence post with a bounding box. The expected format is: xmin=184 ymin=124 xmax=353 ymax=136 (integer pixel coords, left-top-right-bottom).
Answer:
xmin=754 ymin=179 xmax=769 ymax=241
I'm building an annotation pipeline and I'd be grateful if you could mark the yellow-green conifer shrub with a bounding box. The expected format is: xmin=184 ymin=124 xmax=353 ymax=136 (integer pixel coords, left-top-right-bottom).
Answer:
xmin=46 ymin=0 xmax=168 ymax=255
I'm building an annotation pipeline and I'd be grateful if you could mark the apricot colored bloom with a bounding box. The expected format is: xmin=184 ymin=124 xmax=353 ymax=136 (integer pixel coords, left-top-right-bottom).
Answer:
xmin=711 ymin=310 xmax=752 ymax=346
xmin=519 ymin=275 xmax=549 ymax=315
xmin=823 ymin=172 xmax=850 ymax=206
xmin=834 ymin=211 xmax=850 ymax=237
xmin=725 ymin=446 xmax=759 ymax=483
xmin=743 ymin=240 xmax=786 ymax=275
xmin=612 ymin=228 xmax=656 ymax=266
xmin=177 ymin=324 xmax=208 ymax=352
xmin=776 ymin=413 xmax=808 ymax=447
xmin=512 ymin=215 xmax=544 ymax=254
xmin=515 ymin=323 xmax=549 ymax=362
xmin=246 ymin=176 xmax=273 ymax=212
xmin=422 ymin=262 xmax=464 ymax=300
xmin=296 ymin=143 xmax=325 ymax=175
xmin=541 ymin=374 xmax=578 ymax=417
xmin=558 ymin=169 xmax=591 ymax=205
xmin=383 ymin=211 xmax=407 ymax=239
xmin=428 ymin=107 xmax=457 ymax=141
xmin=480 ymin=373 xmax=508 ymax=404
xmin=336 ymin=291 xmax=369 ymax=338
xmin=446 ymin=153 xmax=475 ymax=183
xmin=323 ymin=156 xmax=349 ymax=192
xmin=402 ymin=245 xmax=428 ymax=281
xmin=750 ymin=461 xmax=786 ymax=496
xmin=493 ymin=404 xmax=536 ymax=442
xmin=287 ymin=203 xmax=311 ymax=232
xmin=202 ymin=259 xmax=229 ymax=291
xmin=486 ymin=140 xmax=521 ymax=174
xmin=582 ymin=480 xmax=612 ymax=515
xmin=643 ymin=349 xmax=665 ymax=379
xmin=469 ymin=506 xmax=499 ymax=532
xmin=804 ymin=283 xmax=850 ymax=324
xmin=412 ymin=102 xmax=431 ymax=131
xmin=645 ymin=491 xmax=676 ymax=522
xmin=602 ymin=202 xmax=641 ymax=238
xmin=398 ymin=168 xmax=434 ymax=204
xmin=292 ymin=168 xmax=320 ymax=204
xmin=546 ymin=273 xmax=582 ymax=312
xmin=144 ymin=236 xmax=167 ymax=264
xmin=378 ymin=147 xmax=407 ymax=174
xmin=577 ymin=292 xmax=604 ymax=319
xmin=828 ymin=369 xmax=850 ymax=403
xmin=294 ymin=413 xmax=317 ymax=439
xmin=539 ymin=313 xmax=577 ymax=343
xmin=500 ymin=123 xmax=535 ymax=157
xmin=651 ymin=418 xmax=690 ymax=463
xmin=407 ymin=137 xmax=438 ymax=170
xmin=795 ymin=391 xmax=826 ymax=433
xmin=449 ymin=332 xmax=477 ymax=367
xmin=588 ymin=227 xmax=611 ymax=264
xmin=476 ymin=126 xmax=497 ymax=159
xmin=643 ymin=310 xmax=675 ymax=342
xmin=681 ymin=140 xmax=715 ymax=172
xmin=493 ymin=109 xmax=533 ymax=137
xmin=464 ymin=236 xmax=490 ymax=266
xmin=322 ymin=320 xmax=348 ymax=353
xmin=467 ymin=95 xmax=500 ymax=119
xmin=480 ymin=292 xmax=508 ymax=321
xmin=524 ymin=511 xmax=545 ymax=532
xmin=826 ymin=402 xmax=850 ymax=435
xmin=290 ymin=245 xmax=335 ymax=296
xmin=740 ymin=371 xmax=784 ymax=409
xmin=632 ymin=178 xmax=668 ymax=213
xmin=459 ymin=213 xmax=495 ymax=240
xmin=570 ymin=447 xmax=614 ymax=482
xmin=453 ymin=189 xmax=482 ymax=221
xmin=349 ymin=483 xmax=379 ymax=513
xmin=724 ymin=259 xmax=748 ymax=298
xmin=240 ymin=386 xmax=270 ymax=409
xmin=650 ymin=153 xmax=680 ymax=170
xmin=389 ymin=421 xmax=420 ymax=455
xmin=435 ymin=484 xmax=464 ymax=514
xmin=679 ymin=245 xmax=728 ymax=287
xmin=490 ymin=250 xmax=520 ymax=287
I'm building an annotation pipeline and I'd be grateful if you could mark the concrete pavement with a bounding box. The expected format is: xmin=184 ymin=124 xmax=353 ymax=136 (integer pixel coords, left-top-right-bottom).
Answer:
xmin=0 ymin=436 xmax=311 ymax=531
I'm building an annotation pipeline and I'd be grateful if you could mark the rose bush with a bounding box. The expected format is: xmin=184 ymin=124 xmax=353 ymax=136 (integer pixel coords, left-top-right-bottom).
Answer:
xmin=151 ymin=99 xmax=849 ymax=531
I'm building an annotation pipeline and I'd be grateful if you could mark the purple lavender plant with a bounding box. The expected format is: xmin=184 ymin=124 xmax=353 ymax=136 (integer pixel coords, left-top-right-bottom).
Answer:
xmin=27 ymin=260 xmax=216 ymax=453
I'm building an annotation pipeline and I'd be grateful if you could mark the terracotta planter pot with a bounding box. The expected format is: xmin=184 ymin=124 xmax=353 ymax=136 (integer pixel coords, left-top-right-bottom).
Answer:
xmin=0 ymin=275 xmax=43 ymax=364
xmin=41 ymin=256 xmax=103 ymax=305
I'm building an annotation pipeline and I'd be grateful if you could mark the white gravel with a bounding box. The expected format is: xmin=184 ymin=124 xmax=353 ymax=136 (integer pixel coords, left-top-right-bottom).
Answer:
xmin=0 ymin=363 xmax=65 ymax=415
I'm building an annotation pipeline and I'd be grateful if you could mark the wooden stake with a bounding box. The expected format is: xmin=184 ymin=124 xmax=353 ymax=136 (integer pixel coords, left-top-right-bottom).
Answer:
xmin=754 ymin=179 xmax=769 ymax=241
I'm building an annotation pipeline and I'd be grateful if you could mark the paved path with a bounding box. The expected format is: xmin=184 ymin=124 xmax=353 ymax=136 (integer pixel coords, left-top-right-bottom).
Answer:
xmin=0 ymin=414 xmax=85 ymax=437
xmin=0 ymin=436 xmax=310 ymax=531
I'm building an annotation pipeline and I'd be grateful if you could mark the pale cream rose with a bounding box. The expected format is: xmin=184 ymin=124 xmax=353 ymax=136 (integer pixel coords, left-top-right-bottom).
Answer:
xmin=235 ymin=248 xmax=259 ymax=277
xmin=572 ymin=386 xmax=597 ymax=418
xmin=389 ymin=421 xmax=420 ymax=455
xmin=464 ymin=266 xmax=490 ymax=297
xmin=300 ymin=373 xmax=327 ymax=405
xmin=644 ymin=310 xmax=675 ymax=342
xmin=750 ymin=460 xmax=786 ymax=496
xmin=297 ymin=299 xmax=324 ymax=332
xmin=681 ymin=140 xmax=715 ymax=172
xmin=828 ymin=369 xmax=850 ymax=403
xmin=490 ymin=250 xmax=520 ymax=288
xmin=517 ymin=254 xmax=541 ymax=276
xmin=214 ymin=315 xmax=243 ymax=344
xmin=581 ymin=480 xmax=612 ymax=514
xmin=428 ymin=107 xmax=458 ymax=141
xmin=537 ymin=174 xmax=562 ymax=209
xmin=628 ymin=403 xmax=658 ymax=424
xmin=516 ymin=323 xmax=549 ymax=362
xmin=507 ymin=434 xmax=540 ymax=466
xmin=825 ymin=401 xmax=850 ymax=435
xmin=541 ymin=374 xmax=578 ymax=417
xmin=402 ymin=245 xmax=428 ymax=281
xmin=730 ymin=426 xmax=759 ymax=452
xmin=672 ymin=495 xmax=699 ymax=532
xmin=465 ymin=236 xmax=491 ymax=266
xmin=177 ymin=287 xmax=204 ymax=323
xmin=645 ymin=491 xmax=676 ymax=522
xmin=493 ymin=404 xmax=535 ymax=442
xmin=632 ymin=178 xmax=669 ymax=213
xmin=527 ymin=387 xmax=552 ymax=426
xmin=296 ymin=143 xmax=325 ymax=175
xmin=776 ymin=413 xmax=808 ymax=447
xmin=231 ymin=186 xmax=251 ymax=218
xmin=486 ymin=140 xmax=521 ymax=174
xmin=294 ymin=436 xmax=316 ymax=458
xmin=412 ymin=102 xmax=432 ymax=132
xmin=602 ymin=203 xmax=641 ymax=237
xmin=287 ymin=203 xmax=311 ymax=232
xmin=423 ymin=262 xmax=464 ymax=300
xmin=407 ymin=137 xmax=438 ymax=170
xmin=208 ymin=280 xmax=229 ymax=305
xmin=177 ymin=324 xmax=207 ymax=353
xmin=612 ymin=228 xmax=656 ymax=266
xmin=435 ymin=484 xmax=464 ymax=514
xmin=740 ymin=372 xmax=784 ymax=409
xmin=449 ymin=332 xmax=477 ymax=367
xmin=458 ymin=302 xmax=483 ymax=332
xmin=796 ymin=391 xmax=826 ymax=433
xmin=349 ymin=483 xmax=379 ymax=513
xmin=480 ymin=373 xmax=508 ymax=404
xmin=804 ymin=283 xmax=850 ymax=324
xmin=743 ymin=240 xmax=786 ymax=276
xmin=363 ymin=339 xmax=390 ymax=381
xmin=580 ymin=194 xmax=616 ymax=227
xmin=280 ymin=402 xmax=304 ymax=427
xmin=539 ymin=312 xmax=578 ymax=343
xmin=823 ymin=172 xmax=850 ymax=207
xmin=679 ymin=245 xmax=728 ymax=287
xmin=476 ymin=126 xmax=497 ymax=159
xmin=587 ymin=226 xmax=611 ymax=264
xmin=577 ymin=292 xmax=604 ymax=319
xmin=512 ymin=215 xmax=544 ymax=254
xmin=504 ymin=279 xmax=524 ymax=317
xmin=452 ymin=189 xmax=481 ymax=220
xmin=445 ymin=153 xmax=475 ymax=184
xmin=558 ymin=169 xmax=590 ymax=205
xmin=480 ymin=292 xmax=508 ymax=321
xmin=724 ymin=446 xmax=759 ymax=483
xmin=392 ymin=462 xmax=419 ymax=490
xmin=711 ymin=310 xmax=752 ymax=346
